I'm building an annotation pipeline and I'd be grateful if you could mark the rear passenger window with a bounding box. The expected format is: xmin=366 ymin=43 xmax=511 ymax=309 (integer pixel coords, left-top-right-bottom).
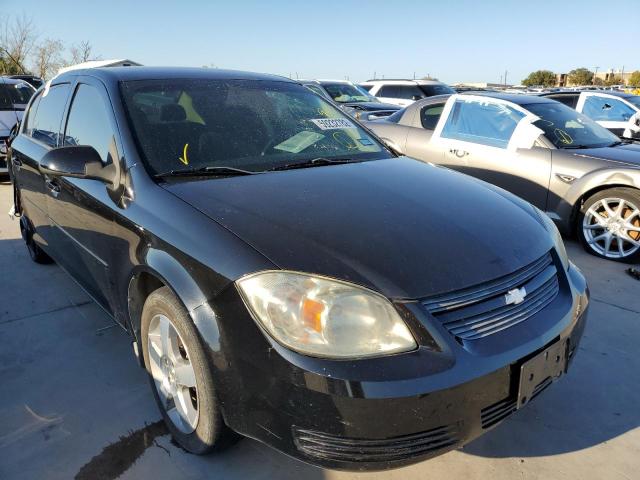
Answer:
xmin=420 ymin=104 xmax=445 ymax=130
xmin=441 ymin=99 xmax=525 ymax=148
xmin=378 ymin=85 xmax=423 ymax=100
xmin=64 ymin=84 xmax=116 ymax=164
xmin=29 ymin=84 xmax=70 ymax=147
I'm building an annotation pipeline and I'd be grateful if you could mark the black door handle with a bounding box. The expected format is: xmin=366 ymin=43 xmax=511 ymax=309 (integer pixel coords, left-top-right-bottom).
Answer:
xmin=45 ymin=179 xmax=61 ymax=196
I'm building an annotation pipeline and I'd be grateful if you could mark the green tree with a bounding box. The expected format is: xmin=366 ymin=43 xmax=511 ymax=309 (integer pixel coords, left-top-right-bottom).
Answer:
xmin=592 ymin=77 xmax=604 ymax=86
xmin=522 ymin=70 xmax=556 ymax=87
xmin=567 ymin=68 xmax=593 ymax=86
xmin=628 ymin=71 xmax=640 ymax=87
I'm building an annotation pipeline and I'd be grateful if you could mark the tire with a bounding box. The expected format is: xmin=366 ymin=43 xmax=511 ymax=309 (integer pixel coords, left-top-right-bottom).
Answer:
xmin=577 ymin=187 xmax=640 ymax=263
xmin=20 ymin=217 xmax=53 ymax=264
xmin=140 ymin=286 xmax=230 ymax=454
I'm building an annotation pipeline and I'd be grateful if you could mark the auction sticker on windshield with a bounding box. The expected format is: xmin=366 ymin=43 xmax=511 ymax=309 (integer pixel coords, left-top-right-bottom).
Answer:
xmin=311 ymin=118 xmax=356 ymax=130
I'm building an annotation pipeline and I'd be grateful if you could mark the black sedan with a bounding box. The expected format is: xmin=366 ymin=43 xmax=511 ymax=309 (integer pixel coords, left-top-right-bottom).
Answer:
xmin=9 ymin=67 xmax=588 ymax=471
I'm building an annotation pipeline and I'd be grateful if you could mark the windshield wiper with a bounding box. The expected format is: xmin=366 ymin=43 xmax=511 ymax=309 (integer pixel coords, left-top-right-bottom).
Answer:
xmin=267 ymin=157 xmax=361 ymax=172
xmin=560 ymin=145 xmax=594 ymax=150
xmin=154 ymin=165 xmax=257 ymax=178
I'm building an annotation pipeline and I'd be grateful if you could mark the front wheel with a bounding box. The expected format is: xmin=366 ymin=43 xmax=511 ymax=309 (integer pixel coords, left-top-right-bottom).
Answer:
xmin=577 ymin=187 xmax=640 ymax=262
xmin=141 ymin=286 xmax=231 ymax=454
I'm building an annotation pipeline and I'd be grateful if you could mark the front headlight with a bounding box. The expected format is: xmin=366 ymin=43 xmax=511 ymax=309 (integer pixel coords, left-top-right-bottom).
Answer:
xmin=535 ymin=208 xmax=569 ymax=271
xmin=236 ymin=271 xmax=417 ymax=358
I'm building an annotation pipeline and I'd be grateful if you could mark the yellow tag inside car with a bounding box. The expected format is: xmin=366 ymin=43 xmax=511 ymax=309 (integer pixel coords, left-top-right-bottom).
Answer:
xmin=179 ymin=144 xmax=189 ymax=165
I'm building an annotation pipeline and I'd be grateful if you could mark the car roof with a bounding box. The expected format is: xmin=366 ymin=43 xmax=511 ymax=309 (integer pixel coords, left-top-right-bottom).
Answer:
xmin=53 ymin=66 xmax=295 ymax=85
xmin=361 ymin=79 xmax=446 ymax=85
xmin=0 ymin=77 xmax=35 ymax=86
xmin=317 ymin=79 xmax=352 ymax=85
xmin=459 ymin=91 xmax=557 ymax=105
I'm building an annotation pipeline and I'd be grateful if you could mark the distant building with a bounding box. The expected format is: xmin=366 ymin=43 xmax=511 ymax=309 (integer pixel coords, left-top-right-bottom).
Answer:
xmin=555 ymin=69 xmax=637 ymax=87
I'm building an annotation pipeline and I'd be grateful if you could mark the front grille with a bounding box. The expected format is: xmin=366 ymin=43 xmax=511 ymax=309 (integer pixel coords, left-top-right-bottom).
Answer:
xmin=293 ymin=425 xmax=458 ymax=463
xmin=422 ymin=252 xmax=559 ymax=341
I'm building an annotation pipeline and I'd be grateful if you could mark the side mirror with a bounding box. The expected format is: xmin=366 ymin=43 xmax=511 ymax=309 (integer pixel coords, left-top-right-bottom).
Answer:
xmin=40 ymin=145 xmax=113 ymax=185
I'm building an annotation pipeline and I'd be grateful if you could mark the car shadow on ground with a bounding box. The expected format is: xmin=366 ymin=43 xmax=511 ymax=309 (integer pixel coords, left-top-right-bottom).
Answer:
xmin=462 ymin=293 xmax=640 ymax=459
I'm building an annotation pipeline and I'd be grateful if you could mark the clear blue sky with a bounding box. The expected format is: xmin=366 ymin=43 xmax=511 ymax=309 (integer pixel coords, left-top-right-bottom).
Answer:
xmin=9 ymin=0 xmax=640 ymax=84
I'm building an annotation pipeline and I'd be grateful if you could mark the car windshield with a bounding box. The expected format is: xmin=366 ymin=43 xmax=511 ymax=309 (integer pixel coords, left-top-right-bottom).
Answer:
xmin=321 ymin=83 xmax=378 ymax=103
xmin=120 ymin=79 xmax=387 ymax=176
xmin=0 ymin=81 xmax=35 ymax=110
xmin=625 ymin=95 xmax=640 ymax=108
xmin=419 ymin=84 xmax=455 ymax=96
xmin=524 ymin=102 xmax=620 ymax=149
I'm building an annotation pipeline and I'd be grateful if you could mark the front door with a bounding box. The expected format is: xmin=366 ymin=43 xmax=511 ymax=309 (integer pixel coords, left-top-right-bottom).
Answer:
xmin=44 ymin=78 xmax=123 ymax=313
xmin=430 ymin=95 xmax=552 ymax=209
xmin=576 ymin=92 xmax=639 ymax=138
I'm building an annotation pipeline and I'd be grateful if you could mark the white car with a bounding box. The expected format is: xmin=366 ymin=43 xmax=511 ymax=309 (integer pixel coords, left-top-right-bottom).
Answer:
xmin=543 ymin=91 xmax=640 ymax=139
xmin=359 ymin=79 xmax=455 ymax=107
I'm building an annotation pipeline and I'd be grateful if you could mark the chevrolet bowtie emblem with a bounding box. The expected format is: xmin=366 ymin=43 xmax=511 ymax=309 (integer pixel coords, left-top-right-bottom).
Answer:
xmin=505 ymin=287 xmax=527 ymax=305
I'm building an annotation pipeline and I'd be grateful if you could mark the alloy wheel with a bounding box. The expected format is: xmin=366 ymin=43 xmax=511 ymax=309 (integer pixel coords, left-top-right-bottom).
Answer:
xmin=147 ymin=314 xmax=199 ymax=434
xmin=582 ymin=197 xmax=640 ymax=259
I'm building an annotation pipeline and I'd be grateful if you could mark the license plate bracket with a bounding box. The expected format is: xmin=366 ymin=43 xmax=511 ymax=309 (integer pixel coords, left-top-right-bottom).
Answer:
xmin=517 ymin=340 xmax=566 ymax=409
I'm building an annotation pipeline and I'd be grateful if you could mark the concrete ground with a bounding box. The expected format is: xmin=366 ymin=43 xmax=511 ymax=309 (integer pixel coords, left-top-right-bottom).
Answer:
xmin=0 ymin=180 xmax=638 ymax=480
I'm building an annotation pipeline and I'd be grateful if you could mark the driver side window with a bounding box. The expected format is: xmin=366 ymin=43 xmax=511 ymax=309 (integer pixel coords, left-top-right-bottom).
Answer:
xmin=583 ymin=96 xmax=635 ymax=122
xmin=440 ymin=99 xmax=525 ymax=148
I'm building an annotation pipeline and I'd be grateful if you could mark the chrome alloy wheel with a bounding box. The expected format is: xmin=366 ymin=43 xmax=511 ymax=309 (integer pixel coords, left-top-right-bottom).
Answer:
xmin=583 ymin=197 xmax=640 ymax=259
xmin=147 ymin=314 xmax=199 ymax=434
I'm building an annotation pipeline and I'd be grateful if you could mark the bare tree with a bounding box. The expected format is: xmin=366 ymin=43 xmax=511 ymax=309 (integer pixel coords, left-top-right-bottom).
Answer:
xmin=68 ymin=40 xmax=99 ymax=65
xmin=33 ymin=38 xmax=64 ymax=79
xmin=0 ymin=14 xmax=37 ymax=74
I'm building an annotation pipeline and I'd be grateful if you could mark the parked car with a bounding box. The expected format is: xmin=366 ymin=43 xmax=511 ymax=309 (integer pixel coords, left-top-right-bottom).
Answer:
xmin=9 ymin=67 xmax=587 ymax=471
xmin=7 ymin=74 xmax=44 ymax=89
xmin=359 ymin=79 xmax=455 ymax=107
xmin=540 ymin=91 xmax=640 ymax=139
xmin=301 ymin=79 xmax=400 ymax=119
xmin=365 ymin=92 xmax=640 ymax=262
xmin=0 ymin=78 xmax=35 ymax=175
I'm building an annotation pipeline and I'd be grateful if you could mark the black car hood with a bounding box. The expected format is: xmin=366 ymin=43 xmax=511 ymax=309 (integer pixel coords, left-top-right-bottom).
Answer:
xmin=342 ymin=101 xmax=401 ymax=112
xmin=571 ymin=142 xmax=640 ymax=167
xmin=161 ymin=157 xmax=551 ymax=299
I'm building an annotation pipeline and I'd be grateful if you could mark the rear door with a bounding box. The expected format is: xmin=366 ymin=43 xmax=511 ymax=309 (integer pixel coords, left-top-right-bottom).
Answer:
xmin=576 ymin=92 xmax=639 ymax=137
xmin=430 ymin=95 xmax=552 ymax=209
xmin=11 ymin=83 xmax=71 ymax=253
xmin=45 ymin=77 xmax=123 ymax=313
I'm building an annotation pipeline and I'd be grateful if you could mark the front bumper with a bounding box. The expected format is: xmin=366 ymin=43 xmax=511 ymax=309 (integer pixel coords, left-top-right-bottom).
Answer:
xmin=208 ymin=263 xmax=588 ymax=471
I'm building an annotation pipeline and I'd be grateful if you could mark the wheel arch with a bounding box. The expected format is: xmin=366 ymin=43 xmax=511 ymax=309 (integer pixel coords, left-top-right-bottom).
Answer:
xmin=127 ymin=248 xmax=224 ymax=368
xmin=570 ymin=182 xmax=640 ymax=231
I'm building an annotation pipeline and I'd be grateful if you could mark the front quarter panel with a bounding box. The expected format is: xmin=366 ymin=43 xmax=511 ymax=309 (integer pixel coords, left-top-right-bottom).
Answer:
xmin=547 ymin=150 xmax=640 ymax=232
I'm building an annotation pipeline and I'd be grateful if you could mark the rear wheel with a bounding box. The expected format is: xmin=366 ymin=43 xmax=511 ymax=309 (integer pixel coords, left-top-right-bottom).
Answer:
xmin=141 ymin=286 xmax=230 ymax=454
xmin=578 ymin=188 xmax=640 ymax=262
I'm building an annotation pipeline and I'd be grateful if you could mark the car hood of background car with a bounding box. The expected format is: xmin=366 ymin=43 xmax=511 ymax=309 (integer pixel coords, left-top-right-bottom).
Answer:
xmin=343 ymin=101 xmax=401 ymax=111
xmin=161 ymin=157 xmax=552 ymax=299
xmin=567 ymin=142 xmax=640 ymax=167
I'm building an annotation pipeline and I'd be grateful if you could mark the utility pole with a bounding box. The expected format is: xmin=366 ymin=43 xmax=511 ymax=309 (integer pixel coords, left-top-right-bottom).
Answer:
xmin=593 ymin=66 xmax=599 ymax=85
xmin=504 ymin=70 xmax=508 ymax=86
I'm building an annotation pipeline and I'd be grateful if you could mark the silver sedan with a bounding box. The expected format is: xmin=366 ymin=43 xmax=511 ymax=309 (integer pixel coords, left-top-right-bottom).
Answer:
xmin=365 ymin=93 xmax=640 ymax=262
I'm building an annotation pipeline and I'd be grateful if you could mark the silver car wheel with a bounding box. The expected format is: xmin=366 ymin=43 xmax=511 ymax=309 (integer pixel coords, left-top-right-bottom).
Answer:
xmin=583 ymin=197 xmax=640 ymax=259
xmin=147 ymin=314 xmax=199 ymax=434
